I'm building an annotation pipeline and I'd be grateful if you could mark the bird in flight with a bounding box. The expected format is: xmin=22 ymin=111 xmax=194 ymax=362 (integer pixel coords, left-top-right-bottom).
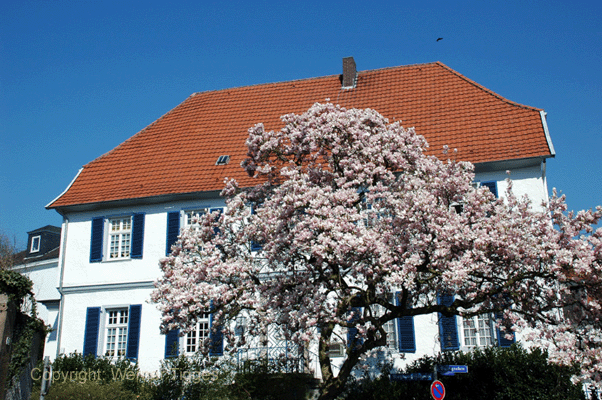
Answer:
xmin=436 ymin=37 xmax=443 ymax=42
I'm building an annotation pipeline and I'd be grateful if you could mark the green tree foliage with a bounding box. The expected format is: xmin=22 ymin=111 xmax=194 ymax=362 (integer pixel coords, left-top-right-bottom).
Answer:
xmin=343 ymin=345 xmax=585 ymax=400
xmin=0 ymin=268 xmax=33 ymax=304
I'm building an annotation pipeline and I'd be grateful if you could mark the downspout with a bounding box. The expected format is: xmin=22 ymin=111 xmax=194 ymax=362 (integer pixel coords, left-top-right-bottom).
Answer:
xmin=542 ymin=159 xmax=550 ymax=206
xmin=55 ymin=215 xmax=68 ymax=359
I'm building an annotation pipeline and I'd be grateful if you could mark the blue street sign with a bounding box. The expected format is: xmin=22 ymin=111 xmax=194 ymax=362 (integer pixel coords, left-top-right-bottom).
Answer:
xmin=438 ymin=364 xmax=468 ymax=376
xmin=390 ymin=373 xmax=434 ymax=381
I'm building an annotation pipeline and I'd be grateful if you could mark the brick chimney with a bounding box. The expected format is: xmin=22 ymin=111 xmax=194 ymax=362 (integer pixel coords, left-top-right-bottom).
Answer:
xmin=342 ymin=57 xmax=357 ymax=89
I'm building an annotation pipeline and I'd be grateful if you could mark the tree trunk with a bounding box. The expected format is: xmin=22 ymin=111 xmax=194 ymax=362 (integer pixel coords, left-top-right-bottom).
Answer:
xmin=317 ymin=378 xmax=346 ymax=400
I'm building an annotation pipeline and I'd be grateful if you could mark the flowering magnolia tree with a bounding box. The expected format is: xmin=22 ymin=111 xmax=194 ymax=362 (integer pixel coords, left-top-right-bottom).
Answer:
xmin=152 ymin=103 xmax=602 ymax=400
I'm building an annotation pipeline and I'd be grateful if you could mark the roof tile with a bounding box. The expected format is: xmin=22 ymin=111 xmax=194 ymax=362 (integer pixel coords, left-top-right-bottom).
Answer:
xmin=48 ymin=62 xmax=552 ymax=209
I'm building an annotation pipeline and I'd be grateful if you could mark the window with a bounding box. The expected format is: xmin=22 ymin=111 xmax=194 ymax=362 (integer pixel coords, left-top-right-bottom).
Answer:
xmin=165 ymin=207 xmax=223 ymax=255
xmin=349 ymin=293 xmax=416 ymax=354
xmin=216 ymin=155 xmax=230 ymax=165
xmin=437 ymin=293 xmax=515 ymax=351
xmin=181 ymin=207 xmax=223 ymax=229
xmin=90 ymin=214 xmax=145 ymax=262
xmin=184 ymin=313 xmax=211 ymax=354
xmin=462 ymin=314 xmax=495 ymax=349
xmin=109 ymin=217 xmax=131 ymax=259
xmin=184 ymin=210 xmax=200 ymax=227
xmin=105 ymin=309 xmax=129 ymax=356
xmin=83 ymin=305 xmax=142 ymax=360
xmin=371 ymin=295 xmax=399 ymax=350
xmin=328 ymin=343 xmax=345 ymax=357
xmin=163 ymin=310 xmax=224 ymax=358
xmin=30 ymin=235 xmax=41 ymax=253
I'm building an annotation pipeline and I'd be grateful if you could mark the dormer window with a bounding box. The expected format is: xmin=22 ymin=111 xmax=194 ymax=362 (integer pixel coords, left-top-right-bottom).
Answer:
xmin=216 ymin=155 xmax=230 ymax=165
xmin=30 ymin=235 xmax=41 ymax=253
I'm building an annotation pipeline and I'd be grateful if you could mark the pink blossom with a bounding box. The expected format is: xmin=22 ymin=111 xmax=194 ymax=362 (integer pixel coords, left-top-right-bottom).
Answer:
xmin=151 ymin=103 xmax=602 ymax=398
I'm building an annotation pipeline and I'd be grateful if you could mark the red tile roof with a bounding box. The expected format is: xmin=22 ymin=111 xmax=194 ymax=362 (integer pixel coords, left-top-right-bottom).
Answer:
xmin=47 ymin=61 xmax=553 ymax=209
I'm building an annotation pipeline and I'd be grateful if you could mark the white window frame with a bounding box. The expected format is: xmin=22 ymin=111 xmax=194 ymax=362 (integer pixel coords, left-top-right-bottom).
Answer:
xmin=461 ymin=314 xmax=495 ymax=349
xmin=182 ymin=207 xmax=223 ymax=229
xmin=104 ymin=308 xmax=129 ymax=357
xmin=184 ymin=209 xmax=206 ymax=229
xmin=371 ymin=293 xmax=398 ymax=350
xmin=30 ymin=235 xmax=41 ymax=253
xmin=183 ymin=312 xmax=211 ymax=354
xmin=328 ymin=342 xmax=345 ymax=357
xmin=107 ymin=217 xmax=132 ymax=260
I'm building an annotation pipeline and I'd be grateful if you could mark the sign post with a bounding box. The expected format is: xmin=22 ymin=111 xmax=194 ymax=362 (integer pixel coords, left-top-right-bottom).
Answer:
xmin=430 ymin=380 xmax=446 ymax=400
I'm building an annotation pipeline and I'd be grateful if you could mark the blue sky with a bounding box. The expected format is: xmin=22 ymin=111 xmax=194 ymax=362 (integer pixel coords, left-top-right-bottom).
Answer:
xmin=1 ymin=0 xmax=600 ymax=250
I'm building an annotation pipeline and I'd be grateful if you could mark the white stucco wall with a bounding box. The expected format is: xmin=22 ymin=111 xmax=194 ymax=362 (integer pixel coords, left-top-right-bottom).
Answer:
xmin=58 ymin=287 xmax=165 ymax=371
xmin=53 ymin=162 xmax=548 ymax=372
xmin=476 ymin=164 xmax=549 ymax=211
xmin=60 ymin=197 xmax=227 ymax=288
xmin=13 ymin=259 xmax=60 ymax=302
xmin=56 ymin=197 xmax=226 ymax=371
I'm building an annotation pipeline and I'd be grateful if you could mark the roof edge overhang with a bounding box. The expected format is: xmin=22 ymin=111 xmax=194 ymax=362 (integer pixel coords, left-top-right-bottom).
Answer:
xmin=12 ymin=256 xmax=59 ymax=271
xmin=46 ymin=167 xmax=83 ymax=210
xmin=473 ymin=155 xmax=552 ymax=174
xmin=49 ymin=189 xmax=225 ymax=215
xmin=50 ymin=156 xmax=552 ymax=214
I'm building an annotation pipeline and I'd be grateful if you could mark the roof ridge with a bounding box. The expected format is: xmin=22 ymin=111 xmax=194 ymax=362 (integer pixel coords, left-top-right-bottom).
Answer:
xmin=188 ymin=61 xmax=441 ymax=97
xmin=434 ymin=62 xmax=542 ymax=112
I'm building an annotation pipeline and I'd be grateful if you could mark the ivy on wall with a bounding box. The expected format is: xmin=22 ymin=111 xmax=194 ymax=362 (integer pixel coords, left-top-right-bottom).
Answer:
xmin=1 ymin=269 xmax=49 ymax=386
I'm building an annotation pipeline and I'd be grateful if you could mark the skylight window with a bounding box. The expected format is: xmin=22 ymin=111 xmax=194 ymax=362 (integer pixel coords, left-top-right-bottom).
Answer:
xmin=216 ymin=155 xmax=230 ymax=166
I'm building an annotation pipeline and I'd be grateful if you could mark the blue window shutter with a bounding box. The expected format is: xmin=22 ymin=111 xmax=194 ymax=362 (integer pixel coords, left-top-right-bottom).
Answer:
xmin=209 ymin=311 xmax=223 ymax=357
xmin=496 ymin=312 xmax=515 ymax=348
xmin=481 ymin=181 xmax=498 ymax=198
xmin=395 ymin=291 xmax=416 ymax=353
xmin=166 ymin=211 xmax=180 ymax=256
xmin=209 ymin=208 xmax=222 ymax=236
xmin=131 ymin=213 xmax=145 ymax=259
xmin=83 ymin=307 xmax=101 ymax=357
xmin=437 ymin=294 xmax=460 ymax=351
xmin=90 ymin=217 xmax=104 ymax=262
xmin=250 ymin=205 xmax=263 ymax=251
xmin=126 ymin=305 xmax=142 ymax=360
xmin=347 ymin=307 xmax=363 ymax=351
xmin=164 ymin=329 xmax=180 ymax=358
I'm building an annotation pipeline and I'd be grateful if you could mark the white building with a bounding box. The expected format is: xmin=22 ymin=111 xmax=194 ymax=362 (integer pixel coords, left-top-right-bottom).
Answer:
xmin=12 ymin=225 xmax=62 ymax=360
xmin=45 ymin=58 xmax=555 ymax=374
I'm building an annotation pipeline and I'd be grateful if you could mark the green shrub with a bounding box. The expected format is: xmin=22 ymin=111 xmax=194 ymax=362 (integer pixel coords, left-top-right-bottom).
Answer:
xmin=33 ymin=380 xmax=137 ymax=400
xmin=342 ymin=345 xmax=586 ymax=400
xmin=35 ymin=352 xmax=317 ymax=400
xmin=51 ymin=352 xmax=139 ymax=384
xmin=143 ymin=354 xmax=246 ymax=400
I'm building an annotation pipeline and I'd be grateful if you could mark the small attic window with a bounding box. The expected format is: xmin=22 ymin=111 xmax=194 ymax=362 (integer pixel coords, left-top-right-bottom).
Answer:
xmin=216 ymin=155 xmax=230 ymax=166
xmin=30 ymin=235 xmax=41 ymax=253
